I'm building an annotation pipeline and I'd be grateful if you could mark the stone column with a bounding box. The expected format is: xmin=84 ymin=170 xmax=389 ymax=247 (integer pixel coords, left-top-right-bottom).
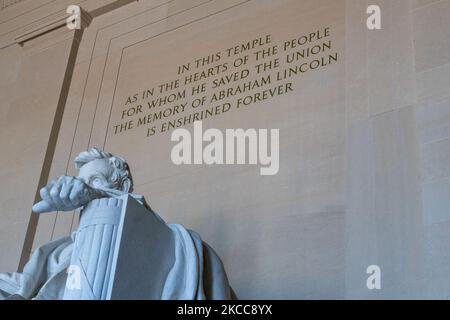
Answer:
xmin=0 ymin=7 xmax=91 ymax=272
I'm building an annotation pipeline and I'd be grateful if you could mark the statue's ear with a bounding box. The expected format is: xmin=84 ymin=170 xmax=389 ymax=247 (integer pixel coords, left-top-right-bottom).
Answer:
xmin=121 ymin=178 xmax=132 ymax=193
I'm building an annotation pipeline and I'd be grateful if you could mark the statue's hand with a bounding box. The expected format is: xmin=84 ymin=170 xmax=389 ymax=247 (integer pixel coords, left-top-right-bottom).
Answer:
xmin=32 ymin=176 xmax=101 ymax=214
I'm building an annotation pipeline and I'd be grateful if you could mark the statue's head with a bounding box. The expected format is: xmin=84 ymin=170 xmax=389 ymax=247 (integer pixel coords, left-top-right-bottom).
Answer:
xmin=74 ymin=148 xmax=133 ymax=193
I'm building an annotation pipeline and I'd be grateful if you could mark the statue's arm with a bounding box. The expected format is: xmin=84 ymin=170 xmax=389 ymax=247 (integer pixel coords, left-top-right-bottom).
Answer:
xmin=32 ymin=176 xmax=105 ymax=214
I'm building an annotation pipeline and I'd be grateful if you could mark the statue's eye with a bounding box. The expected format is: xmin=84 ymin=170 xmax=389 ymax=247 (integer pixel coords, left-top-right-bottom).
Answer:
xmin=90 ymin=176 xmax=104 ymax=188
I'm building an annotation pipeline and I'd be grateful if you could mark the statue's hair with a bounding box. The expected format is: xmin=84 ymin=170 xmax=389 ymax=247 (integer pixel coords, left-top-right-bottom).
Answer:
xmin=74 ymin=147 xmax=133 ymax=193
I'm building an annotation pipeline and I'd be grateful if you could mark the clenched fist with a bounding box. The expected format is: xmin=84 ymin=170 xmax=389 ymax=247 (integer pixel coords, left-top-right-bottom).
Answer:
xmin=32 ymin=176 xmax=103 ymax=214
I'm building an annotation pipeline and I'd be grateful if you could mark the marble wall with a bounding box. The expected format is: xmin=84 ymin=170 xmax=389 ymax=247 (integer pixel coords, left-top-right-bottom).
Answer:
xmin=0 ymin=0 xmax=449 ymax=299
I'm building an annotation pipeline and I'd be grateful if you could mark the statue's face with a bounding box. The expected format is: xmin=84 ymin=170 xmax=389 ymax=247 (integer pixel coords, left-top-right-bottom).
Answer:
xmin=77 ymin=158 xmax=116 ymax=190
